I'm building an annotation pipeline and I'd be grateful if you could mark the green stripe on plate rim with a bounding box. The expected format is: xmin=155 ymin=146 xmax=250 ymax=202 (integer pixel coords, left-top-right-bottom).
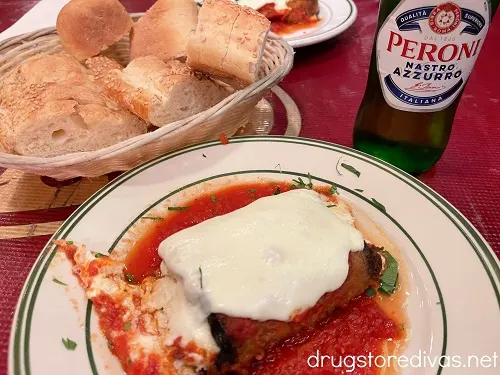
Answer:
xmin=11 ymin=136 xmax=500 ymax=375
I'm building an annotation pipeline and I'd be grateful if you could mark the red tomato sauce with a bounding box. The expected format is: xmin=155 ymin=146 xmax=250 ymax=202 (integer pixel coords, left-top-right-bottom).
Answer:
xmin=124 ymin=182 xmax=292 ymax=281
xmin=257 ymin=3 xmax=321 ymax=35
xmin=271 ymin=19 xmax=322 ymax=35
xmin=124 ymin=182 xmax=404 ymax=374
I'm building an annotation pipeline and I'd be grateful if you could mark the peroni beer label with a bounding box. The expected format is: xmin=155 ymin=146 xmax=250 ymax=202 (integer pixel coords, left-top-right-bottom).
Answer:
xmin=376 ymin=1 xmax=491 ymax=112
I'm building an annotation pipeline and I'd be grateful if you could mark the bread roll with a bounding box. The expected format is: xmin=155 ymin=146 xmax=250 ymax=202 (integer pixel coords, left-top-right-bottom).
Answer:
xmin=56 ymin=0 xmax=133 ymax=61
xmin=0 ymin=53 xmax=147 ymax=157
xmin=104 ymin=56 xmax=229 ymax=127
xmin=84 ymin=56 xmax=123 ymax=86
xmin=187 ymin=0 xmax=271 ymax=88
xmin=130 ymin=0 xmax=198 ymax=61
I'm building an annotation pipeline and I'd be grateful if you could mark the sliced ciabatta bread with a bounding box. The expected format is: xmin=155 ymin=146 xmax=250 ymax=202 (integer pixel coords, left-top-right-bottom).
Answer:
xmin=56 ymin=0 xmax=133 ymax=61
xmin=130 ymin=0 xmax=198 ymax=61
xmin=0 ymin=53 xmax=147 ymax=157
xmin=187 ymin=0 xmax=271 ymax=88
xmin=104 ymin=56 xmax=229 ymax=127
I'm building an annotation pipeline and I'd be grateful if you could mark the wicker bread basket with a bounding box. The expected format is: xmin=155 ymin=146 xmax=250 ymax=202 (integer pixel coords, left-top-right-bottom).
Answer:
xmin=0 ymin=13 xmax=294 ymax=180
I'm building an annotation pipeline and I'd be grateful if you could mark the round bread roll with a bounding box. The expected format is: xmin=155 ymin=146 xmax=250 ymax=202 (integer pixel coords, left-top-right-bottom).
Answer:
xmin=56 ymin=0 xmax=133 ymax=61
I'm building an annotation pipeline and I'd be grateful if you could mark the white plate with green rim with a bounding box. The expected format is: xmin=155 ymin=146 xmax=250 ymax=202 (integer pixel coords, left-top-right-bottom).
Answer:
xmin=9 ymin=136 xmax=500 ymax=375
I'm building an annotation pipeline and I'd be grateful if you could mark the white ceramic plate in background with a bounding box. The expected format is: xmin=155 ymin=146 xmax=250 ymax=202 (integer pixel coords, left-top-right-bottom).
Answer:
xmin=283 ymin=0 xmax=358 ymax=48
xmin=9 ymin=136 xmax=500 ymax=374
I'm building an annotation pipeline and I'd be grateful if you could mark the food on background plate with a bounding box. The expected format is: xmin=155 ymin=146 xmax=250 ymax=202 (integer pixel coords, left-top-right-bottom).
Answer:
xmin=58 ymin=179 xmax=407 ymax=374
xmin=130 ymin=0 xmax=199 ymax=62
xmin=105 ymin=57 xmax=229 ymax=127
xmin=197 ymin=0 xmax=321 ymax=35
xmin=0 ymin=53 xmax=147 ymax=157
xmin=187 ymin=0 xmax=272 ymax=88
xmin=56 ymin=0 xmax=133 ymax=61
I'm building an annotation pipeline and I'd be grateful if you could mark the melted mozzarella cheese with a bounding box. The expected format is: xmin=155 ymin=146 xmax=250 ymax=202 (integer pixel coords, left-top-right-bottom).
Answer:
xmin=159 ymin=189 xmax=364 ymax=323
xmin=237 ymin=0 xmax=290 ymax=11
xmin=150 ymin=277 xmax=219 ymax=353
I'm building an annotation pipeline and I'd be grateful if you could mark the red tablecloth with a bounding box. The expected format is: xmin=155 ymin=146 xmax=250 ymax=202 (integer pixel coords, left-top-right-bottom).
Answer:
xmin=0 ymin=0 xmax=499 ymax=373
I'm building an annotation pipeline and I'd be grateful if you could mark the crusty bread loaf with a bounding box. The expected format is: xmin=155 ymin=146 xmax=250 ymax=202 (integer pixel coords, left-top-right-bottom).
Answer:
xmin=84 ymin=56 xmax=123 ymax=86
xmin=187 ymin=0 xmax=271 ymax=88
xmin=0 ymin=53 xmax=147 ymax=157
xmin=56 ymin=0 xmax=133 ymax=61
xmin=130 ymin=0 xmax=198 ymax=61
xmin=104 ymin=56 xmax=229 ymax=127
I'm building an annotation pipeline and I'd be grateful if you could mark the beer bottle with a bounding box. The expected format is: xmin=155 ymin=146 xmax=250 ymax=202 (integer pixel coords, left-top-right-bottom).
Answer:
xmin=353 ymin=0 xmax=499 ymax=174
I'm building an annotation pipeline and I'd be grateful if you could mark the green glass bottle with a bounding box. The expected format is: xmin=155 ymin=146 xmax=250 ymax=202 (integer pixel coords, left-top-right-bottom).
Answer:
xmin=353 ymin=0 xmax=499 ymax=174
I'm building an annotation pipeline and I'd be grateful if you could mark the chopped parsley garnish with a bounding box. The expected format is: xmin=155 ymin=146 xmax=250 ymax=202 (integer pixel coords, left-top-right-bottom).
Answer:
xmin=341 ymin=163 xmax=361 ymax=177
xmin=125 ymin=273 xmax=136 ymax=283
xmin=94 ymin=253 xmax=108 ymax=258
xmin=123 ymin=322 xmax=132 ymax=331
xmin=274 ymin=186 xmax=281 ymax=195
xmin=326 ymin=204 xmax=336 ymax=208
xmin=202 ymin=154 xmax=207 ymax=158
xmin=371 ymin=198 xmax=386 ymax=212
xmin=210 ymin=194 xmax=217 ymax=203
xmin=329 ymin=183 xmax=338 ymax=195
xmin=167 ymin=206 xmax=190 ymax=211
xmin=66 ymin=241 xmax=74 ymax=245
xmin=248 ymin=189 xmax=256 ymax=194
xmin=141 ymin=216 xmax=164 ymax=221
xmin=52 ymin=277 xmax=67 ymax=286
xmin=378 ymin=251 xmax=398 ymax=295
xmin=291 ymin=174 xmax=313 ymax=189
xmin=365 ymin=287 xmax=376 ymax=297
xmin=354 ymin=189 xmax=364 ymax=193
xmin=62 ymin=337 xmax=77 ymax=350
xmin=107 ymin=341 xmax=114 ymax=350
xmin=199 ymin=266 xmax=203 ymax=289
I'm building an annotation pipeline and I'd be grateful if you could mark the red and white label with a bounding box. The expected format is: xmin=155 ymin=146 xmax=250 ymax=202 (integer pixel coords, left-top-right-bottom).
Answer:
xmin=376 ymin=0 xmax=491 ymax=112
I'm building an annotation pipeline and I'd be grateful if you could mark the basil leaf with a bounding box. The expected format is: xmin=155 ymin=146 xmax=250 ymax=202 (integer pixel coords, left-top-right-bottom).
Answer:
xmin=125 ymin=273 xmax=136 ymax=283
xmin=378 ymin=251 xmax=398 ymax=295
xmin=365 ymin=287 xmax=376 ymax=297
xmin=326 ymin=204 xmax=336 ymax=208
xmin=341 ymin=163 xmax=361 ymax=177
xmin=371 ymin=198 xmax=386 ymax=212
xmin=168 ymin=206 xmax=190 ymax=211
xmin=62 ymin=337 xmax=77 ymax=350
xmin=52 ymin=277 xmax=67 ymax=286
xmin=329 ymin=184 xmax=338 ymax=195
xmin=66 ymin=241 xmax=74 ymax=245
xmin=94 ymin=253 xmax=108 ymax=258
